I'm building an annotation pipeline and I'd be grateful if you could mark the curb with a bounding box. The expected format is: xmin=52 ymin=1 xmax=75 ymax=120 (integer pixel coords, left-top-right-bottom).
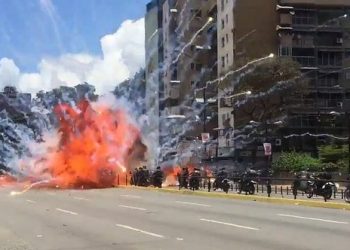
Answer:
xmin=121 ymin=186 xmax=350 ymax=211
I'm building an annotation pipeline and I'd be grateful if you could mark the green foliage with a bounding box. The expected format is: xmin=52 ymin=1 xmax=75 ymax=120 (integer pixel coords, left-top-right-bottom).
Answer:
xmin=318 ymin=145 xmax=348 ymax=171
xmin=319 ymin=144 xmax=348 ymax=163
xmin=236 ymin=57 xmax=302 ymax=93
xmin=272 ymin=151 xmax=321 ymax=173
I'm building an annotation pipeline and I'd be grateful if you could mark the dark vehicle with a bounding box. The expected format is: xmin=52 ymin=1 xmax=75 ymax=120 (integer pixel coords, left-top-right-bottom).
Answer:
xmin=179 ymin=167 xmax=189 ymax=189
xmin=292 ymin=171 xmax=312 ymax=193
xmin=189 ymin=168 xmax=201 ymax=191
xmin=238 ymin=170 xmax=257 ymax=195
xmin=137 ymin=166 xmax=150 ymax=187
xmin=344 ymin=177 xmax=350 ymax=203
xmin=151 ymin=166 xmax=163 ymax=188
xmin=306 ymin=172 xmax=334 ymax=202
xmin=213 ymin=168 xmax=230 ymax=193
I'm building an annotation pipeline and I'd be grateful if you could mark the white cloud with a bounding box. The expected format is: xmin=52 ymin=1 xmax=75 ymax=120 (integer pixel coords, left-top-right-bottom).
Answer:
xmin=0 ymin=58 xmax=20 ymax=87
xmin=0 ymin=18 xmax=145 ymax=95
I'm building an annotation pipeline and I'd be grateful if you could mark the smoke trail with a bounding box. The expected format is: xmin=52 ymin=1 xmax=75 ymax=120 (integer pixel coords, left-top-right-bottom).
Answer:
xmin=284 ymin=133 xmax=348 ymax=141
xmin=172 ymin=17 xmax=214 ymax=64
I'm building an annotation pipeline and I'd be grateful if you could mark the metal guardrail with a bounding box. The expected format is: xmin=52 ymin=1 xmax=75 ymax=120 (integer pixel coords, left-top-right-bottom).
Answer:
xmin=120 ymin=173 xmax=350 ymax=202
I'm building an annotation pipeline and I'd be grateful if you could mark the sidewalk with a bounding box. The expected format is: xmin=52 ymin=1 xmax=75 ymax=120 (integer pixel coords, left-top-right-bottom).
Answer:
xmin=164 ymin=185 xmax=347 ymax=204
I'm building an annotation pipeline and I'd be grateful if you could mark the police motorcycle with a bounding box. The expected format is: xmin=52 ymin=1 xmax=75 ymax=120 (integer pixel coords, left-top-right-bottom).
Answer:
xmin=344 ymin=176 xmax=350 ymax=203
xmin=189 ymin=168 xmax=201 ymax=191
xmin=291 ymin=170 xmax=312 ymax=193
xmin=237 ymin=169 xmax=257 ymax=195
xmin=306 ymin=171 xmax=334 ymax=202
xmin=178 ymin=167 xmax=189 ymax=189
xmin=151 ymin=166 xmax=163 ymax=188
xmin=213 ymin=168 xmax=230 ymax=193
xmin=137 ymin=166 xmax=151 ymax=187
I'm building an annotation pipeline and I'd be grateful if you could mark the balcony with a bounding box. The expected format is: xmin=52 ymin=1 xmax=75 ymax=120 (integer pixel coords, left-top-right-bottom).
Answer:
xmin=292 ymin=56 xmax=316 ymax=68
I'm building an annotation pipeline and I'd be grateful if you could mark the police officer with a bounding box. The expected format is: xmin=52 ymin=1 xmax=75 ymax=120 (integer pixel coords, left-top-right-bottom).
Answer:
xmin=152 ymin=166 xmax=163 ymax=188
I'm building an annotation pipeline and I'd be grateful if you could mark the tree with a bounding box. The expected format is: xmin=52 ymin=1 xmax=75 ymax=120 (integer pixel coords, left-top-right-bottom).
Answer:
xmin=318 ymin=144 xmax=348 ymax=172
xmin=232 ymin=57 xmax=308 ymax=127
xmin=272 ymin=151 xmax=321 ymax=173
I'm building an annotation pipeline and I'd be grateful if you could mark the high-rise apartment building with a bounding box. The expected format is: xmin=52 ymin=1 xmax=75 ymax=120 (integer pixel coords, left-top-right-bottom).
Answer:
xmin=145 ymin=0 xmax=165 ymax=166
xmin=216 ymin=0 xmax=278 ymax=157
xmin=160 ymin=0 xmax=218 ymax=160
xmin=277 ymin=0 xmax=350 ymax=153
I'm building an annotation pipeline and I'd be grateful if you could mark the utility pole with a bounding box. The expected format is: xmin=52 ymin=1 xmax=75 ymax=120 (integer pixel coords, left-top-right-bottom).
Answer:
xmin=347 ymin=112 xmax=350 ymax=175
xmin=203 ymin=87 xmax=207 ymax=133
xmin=203 ymin=87 xmax=207 ymax=158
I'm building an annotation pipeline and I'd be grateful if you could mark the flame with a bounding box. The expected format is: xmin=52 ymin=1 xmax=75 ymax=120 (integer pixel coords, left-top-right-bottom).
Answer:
xmin=43 ymin=99 xmax=146 ymax=188
xmin=2 ymin=99 xmax=147 ymax=191
xmin=162 ymin=164 xmax=213 ymax=186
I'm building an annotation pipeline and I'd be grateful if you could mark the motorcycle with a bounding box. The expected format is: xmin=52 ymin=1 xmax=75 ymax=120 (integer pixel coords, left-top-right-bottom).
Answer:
xmin=238 ymin=179 xmax=256 ymax=195
xmin=189 ymin=171 xmax=200 ymax=191
xmin=213 ymin=177 xmax=230 ymax=193
xmin=178 ymin=174 xmax=188 ymax=189
xmin=306 ymin=178 xmax=334 ymax=202
xmin=151 ymin=170 xmax=163 ymax=188
xmin=345 ymin=177 xmax=350 ymax=203
xmin=345 ymin=187 xmax=350 ymax=203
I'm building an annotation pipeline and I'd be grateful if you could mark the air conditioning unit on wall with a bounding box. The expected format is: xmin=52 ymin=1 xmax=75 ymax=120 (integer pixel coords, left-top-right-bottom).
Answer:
xmin=336 ymin=38 xmax=343 ymax=44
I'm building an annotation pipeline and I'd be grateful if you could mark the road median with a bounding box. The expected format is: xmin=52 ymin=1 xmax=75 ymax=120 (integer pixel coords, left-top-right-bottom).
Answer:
xmin=121 ymin=186 xmax=350 ymax=211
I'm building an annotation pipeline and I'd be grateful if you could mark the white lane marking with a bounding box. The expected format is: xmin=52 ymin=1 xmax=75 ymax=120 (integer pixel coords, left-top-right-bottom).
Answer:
xmin=120 ymin=194 xmax=141 ymax=199
xmin=115 ymin=224 xmax=164 ymax=238
xmin=176 ymin=201 xmax=211 ymax=207
xmin=73 ymin=196 xmax=90 ymax=201
xmin=26 ymin=199 xmax=36 ymax=204
xmin=176 ymin=237 xmax=184 ymax=241
xmin=56 ymin=208 xmax=78 ymax=215
xmin=200 ymin=218 xmax=259 ymax=231
xmin=118 ymin=205 xmax=147 ymax=211
xmin=277 ymin=214 xmax=348 ymax=225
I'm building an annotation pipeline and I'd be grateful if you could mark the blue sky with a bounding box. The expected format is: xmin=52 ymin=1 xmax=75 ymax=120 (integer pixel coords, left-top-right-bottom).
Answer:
xmin=0 ymin=0 xmax=149 ymax=72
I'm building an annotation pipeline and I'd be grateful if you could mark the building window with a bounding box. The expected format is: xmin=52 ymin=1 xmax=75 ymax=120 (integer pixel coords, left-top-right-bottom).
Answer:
xmin=191 ymin=63 xmax=195 ymax=70
xmin=226 ymin=33 xmax=229 ymax=43
xmin=196 ymin=64 xmax=202 ymax=71
xmin=226 ymin=54 xmax=229 ymax=64
xmin=222 ymin=37 xmax=225 ymax=47
xmin=346 ymin=72 xmax=350 ymax=80
xmin=345 ymin=50 xmax=350 ymax=59
xmin=292 ymin=12 xmax=315 ymax=25
xmin=221 ymin=56 xmax=225 ymax=68
xmin=221 ymin=19 xmax=225 ymax=29
xmin=191 ymin=80 xmax=195 ymax=86
xmin=226 ymin=14 xmax=228 ymax=24
xmin=279 ymin=47 xmax=292 ymax=56
xmin=221 ymin=0 xmax=224 ymax=11
xmin=318 ymin=51 xmax=342 ymax=66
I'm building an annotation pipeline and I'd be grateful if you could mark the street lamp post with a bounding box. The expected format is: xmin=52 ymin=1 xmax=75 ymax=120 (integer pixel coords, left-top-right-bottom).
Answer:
xmin=330 ymin=110 xmax=350 ymax=175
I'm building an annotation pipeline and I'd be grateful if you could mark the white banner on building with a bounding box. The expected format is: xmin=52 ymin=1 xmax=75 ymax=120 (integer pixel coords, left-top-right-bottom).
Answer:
xmin=201 ymin=133 xmax=210 ymax=143
xmin=263 ymin=143 xmax=272 ymax=156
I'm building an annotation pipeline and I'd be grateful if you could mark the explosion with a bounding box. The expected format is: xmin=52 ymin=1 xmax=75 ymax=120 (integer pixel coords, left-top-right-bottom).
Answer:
xmin=49 ymin=99 xmax=146 ymax=188
xmin=4 ymin=98 xmax=147 ymax=189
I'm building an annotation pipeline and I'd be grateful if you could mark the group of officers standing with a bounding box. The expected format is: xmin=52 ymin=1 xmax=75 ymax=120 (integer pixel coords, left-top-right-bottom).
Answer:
xmin=130 ymin=166 xmax=163 ymax=187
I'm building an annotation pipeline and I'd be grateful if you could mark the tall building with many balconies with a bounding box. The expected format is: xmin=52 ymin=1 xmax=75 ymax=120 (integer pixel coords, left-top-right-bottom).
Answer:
xmin=160 ymin=0 xmax=218 ymax=161
xmin=277 ymin=0 xmax=350 ymax=153
xmin=216 ymin=0 xmax=278 ymax=158
xmin=145 ymin=0 xmax=165 ymax=166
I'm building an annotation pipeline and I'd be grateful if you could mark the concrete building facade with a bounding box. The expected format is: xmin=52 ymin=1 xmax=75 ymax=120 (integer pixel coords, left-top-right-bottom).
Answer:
xmin=216 ymin=0 xmax=278 ymax=157
xmin=145 ymin=0 xmax=165 ymax=167
xmin=277 ymin=0 xmax=350 ymax=153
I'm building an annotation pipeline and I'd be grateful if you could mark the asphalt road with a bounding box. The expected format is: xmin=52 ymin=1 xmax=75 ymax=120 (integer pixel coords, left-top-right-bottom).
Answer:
xmin=0 ymin=187 xmax=349 ymax=250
